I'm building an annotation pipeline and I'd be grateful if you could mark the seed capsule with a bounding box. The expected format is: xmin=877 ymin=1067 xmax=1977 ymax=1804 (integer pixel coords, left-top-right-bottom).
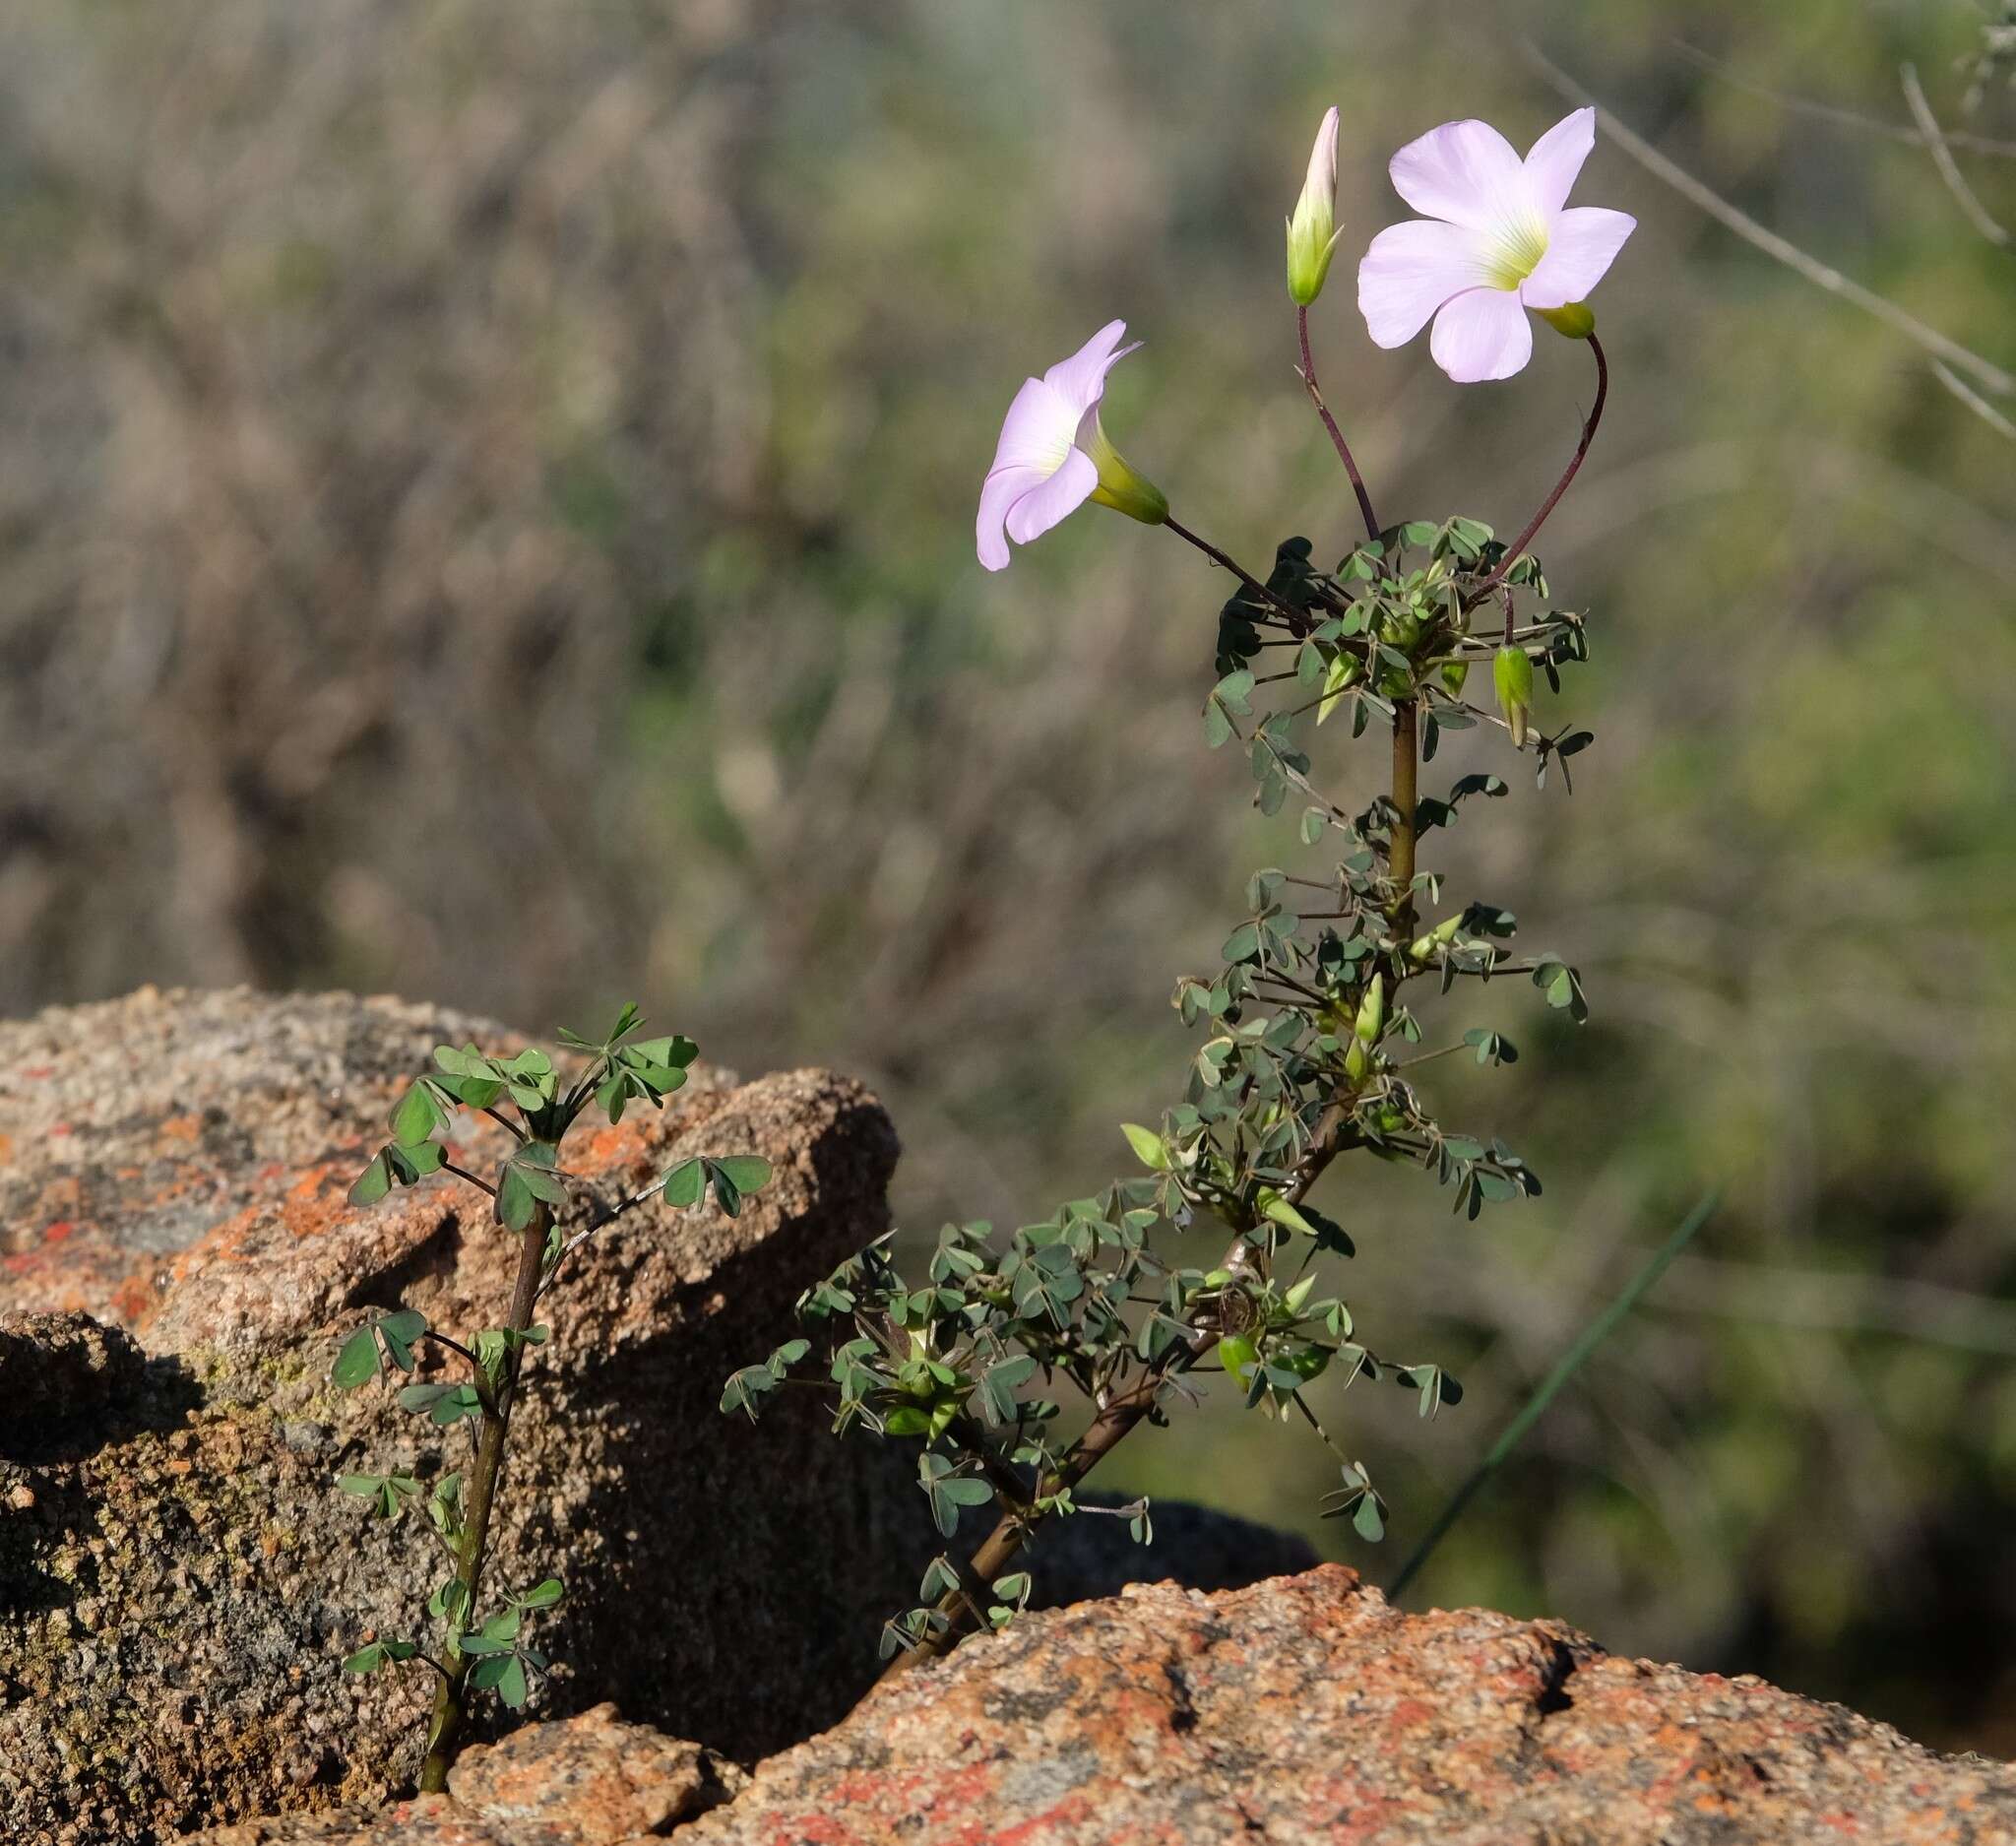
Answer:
xmin=1493 ymin=645 xmax=1535 ymax=747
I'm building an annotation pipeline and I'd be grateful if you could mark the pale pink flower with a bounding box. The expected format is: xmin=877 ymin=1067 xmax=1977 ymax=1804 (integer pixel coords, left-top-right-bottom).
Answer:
xmin=1357 ymin=107 xmax=1635 ymax=383
xmin=976 ymin=320 xmax=1166 ymax=572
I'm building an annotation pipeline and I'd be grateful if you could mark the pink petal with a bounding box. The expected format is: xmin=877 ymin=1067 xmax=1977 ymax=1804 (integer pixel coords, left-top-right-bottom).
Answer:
xmin=1003 ymin=447 xmax=1099 ymax=546
xmin=1523 ymin=107 xmax=1596 ymax=220
xmin=1389 ymin=118 xmax=1533 ymax=231
xmin=1428 ymin=287 xmax=1533 ymax=383
xmin=1304 ymin=105 xmax=1340 ymax=203
xmin=1520 ymin=207 xmax=1636 ymax=309
xmin=1041 ymin=320 xmax=1141 ymax=417
xmin=976 ymin=464 xmax=1046 ymax=571
xmin=985 ymin=376 xmax=1077 ymax=477
xmin=1357 ymin=219 xmax=1491 ymax=350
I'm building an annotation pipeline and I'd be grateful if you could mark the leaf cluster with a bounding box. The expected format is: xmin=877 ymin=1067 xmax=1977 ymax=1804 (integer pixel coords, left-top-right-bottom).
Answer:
xmin=725 ymin=520 xmax=1601 ymax=1658
xmin=327 ymin=1003 xmax=774 ymax=1726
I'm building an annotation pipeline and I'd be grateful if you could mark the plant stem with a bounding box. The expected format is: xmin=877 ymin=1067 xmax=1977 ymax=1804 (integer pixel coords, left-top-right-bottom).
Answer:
xmin=441 ymin=1162 xmax=497 ymax=1198
xmin=1385 ymin=1190 xmax=1719 ymax=1603
xmin=1163 ymin=516 xmax=1294 ymax=620
xmin=1296 ymin=305 xmax=1380 ymax=541
xmin=420 ymin=1329 xmax=489 ymax=1387
xmin=880 ymin=1110 xmax=1358 ymax=1685
xmin=1390 ymin=698 xmax=1418 ymax=935
xmin=878 ymin=673 xmax=1423 ymax=1685
xmin=1470 ymin=335 xmax=1607 ymax=602
xmin=416 ymin=1202 xmax=549 ymax=1793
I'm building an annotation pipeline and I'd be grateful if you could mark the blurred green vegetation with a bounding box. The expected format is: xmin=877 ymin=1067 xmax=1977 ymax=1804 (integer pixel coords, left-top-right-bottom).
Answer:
xmin=2 ymin=0 xmax=2013 ymax=1749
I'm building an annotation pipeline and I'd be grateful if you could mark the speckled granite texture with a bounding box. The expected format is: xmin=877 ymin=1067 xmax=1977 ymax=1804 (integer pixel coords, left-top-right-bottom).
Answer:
xmin=0 ymin=988 xmax=1315 ymax=1844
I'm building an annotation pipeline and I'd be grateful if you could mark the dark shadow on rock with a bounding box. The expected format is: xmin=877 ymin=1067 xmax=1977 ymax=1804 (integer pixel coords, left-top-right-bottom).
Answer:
xmin=0 ymin=1312 xmax=202 ymax=1465
xmin=2 ymin=1468 xmax=101 ymax=1618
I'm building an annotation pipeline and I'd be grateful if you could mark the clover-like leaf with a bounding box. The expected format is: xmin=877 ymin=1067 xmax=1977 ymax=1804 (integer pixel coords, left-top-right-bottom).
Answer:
xmin=496 ymin=1165 xmax=536 ymax=1231
xmin=721 ymin=1364 xmax=781 ymax=1421
xmin=711 ymin=1155 xmax=773 ymax=1194
xmin=976 ymin=1355 xmax=1037 ymax=1427
xmin=333 ymin=1327 xmax=380 ymax=1389
xmin=386 ymin=1140 xmax=446 ymax=1183
xmin=378 ymin=1308 xmax=426 ymax=1371
xmin=917 ymin=1452 xmax=994 ymax=1537
xmin=1120 ymin=1123 xmax=1168 ymax=1172
xmin=348 ymin=1153 xmax=393 ymax=1209
xmin=390 ymin=1082 xmax=446 ymax=1149
xmin=661 ymin=1157 xmax=705 ymax=1209
xmin=457 ymin=1608 xmax=522 ymax=1657
xmin=704 ymin=1158 xmax=748 ymax=1217
xmin=468 ymin=1653 xmax=530 ymax=1707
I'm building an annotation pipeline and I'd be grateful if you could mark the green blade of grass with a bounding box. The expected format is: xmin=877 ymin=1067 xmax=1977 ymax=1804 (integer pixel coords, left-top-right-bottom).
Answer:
xmin=1387 ymin=1189 xmax=1720 ymax=1604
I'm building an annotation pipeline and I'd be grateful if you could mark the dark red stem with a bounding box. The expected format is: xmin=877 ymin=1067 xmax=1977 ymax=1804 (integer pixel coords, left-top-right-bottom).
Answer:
xmin=1472 ymin=334 xmax=1608 ymax=600
xmin=1296 ymin=305 xmax=1380 ymax=541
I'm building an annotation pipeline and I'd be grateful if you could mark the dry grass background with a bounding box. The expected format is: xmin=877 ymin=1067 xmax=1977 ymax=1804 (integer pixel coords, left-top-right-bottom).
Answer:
xmin=3 ymin=0 xmax=2015 ymax=1746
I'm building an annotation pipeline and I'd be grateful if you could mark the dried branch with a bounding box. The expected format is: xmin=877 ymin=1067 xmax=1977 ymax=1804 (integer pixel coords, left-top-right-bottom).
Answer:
xmin=1672 ymin=38 xmax=2016 ymax=159
xmin=1523 ymin=42 xmax=2015 ymax=401
xmin=1899 ymin=63 xmax=2010 ymax=247
xmin=1932 ymin=359 xmax=2016 ymax=440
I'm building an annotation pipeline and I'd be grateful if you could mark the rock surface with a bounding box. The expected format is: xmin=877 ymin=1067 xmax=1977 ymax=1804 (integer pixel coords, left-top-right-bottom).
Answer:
xmin=0 ymin=988 xmax=1315 ymax=1845
xmin=2 ymin=987 xmax=927 ymax=1843
xmin=682 ymin=1564 xmax=2016 ymax=1846
xmin=184 ymin=1566 xmax=2016 ymax=1846
xmin=188 ymin=1703 xmax=738 ymax=1844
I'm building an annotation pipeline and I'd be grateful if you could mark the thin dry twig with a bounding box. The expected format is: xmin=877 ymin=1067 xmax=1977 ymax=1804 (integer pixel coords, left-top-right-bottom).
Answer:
xmin=1522 ymin=42 xmax=2016 ymax=401
xmin=1899 ymin=62 xmax=2010 ymax=247
xmin=1932 ymin=359 xmax=2016 ymax=439
xmin=1673 ymin=38 xmax=2016 ymax=158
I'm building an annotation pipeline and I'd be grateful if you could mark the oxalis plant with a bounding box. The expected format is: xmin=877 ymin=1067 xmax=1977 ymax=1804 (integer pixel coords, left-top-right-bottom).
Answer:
xmin=328 ymin=1004 xmax=772 ymax=1788
xmin=724 ymin=103 xmax=1631 ymax=1671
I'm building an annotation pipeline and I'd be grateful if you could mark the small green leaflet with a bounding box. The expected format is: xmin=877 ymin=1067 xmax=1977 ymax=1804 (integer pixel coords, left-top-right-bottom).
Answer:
xmin=660 ymin=1154 xmax=773 ymax=1216
xmin=496 ymin=1142 xmax=567 ymax=1231
xmin=390 ymin=1082 xmax=446 ymax=1149
xmin=662 ymin=1157 xmax=705 ymax=1208
xmin=917 ymin=1453 xmax=994 ymax=1538
xmin=397 ymin=1381 xmax=483 ymax=1426
xmin=378 ymin=1309 xmax=426 ymax=1371
xmin=348 ymin=1154 xmax=393 ymax=1208
xmin=468 ymin=1654 xmax=529 ymax=1707
xmin=706 ymin=1155 xmax=773 ymax=1217
xmin=332 ymin=1327 xmax=379 ymax=1388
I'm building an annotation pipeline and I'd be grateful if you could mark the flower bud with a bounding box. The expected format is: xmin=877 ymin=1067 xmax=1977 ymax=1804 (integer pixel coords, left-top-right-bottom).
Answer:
xmin=1493 ymin=644 xmax=1535 ymax=747
xmin=1353 ymin=972 xmax=1385 ymax=1046
xmin=1081 ymin=412 xmax=1168 ymax=526
xmin=1386 ymin=605 xmax=1423 ymax=650
xmin=1286 ymin=106 xmax=1344 ymax=307
xmin=1439 ymin=657 xmax=1471 ymax=696
xmin=1536 ymin=301 xmax=1596 ymax=341
xmin=1344 ymin=972 xmax=1385 ymax=1079
xmin=1217 ymin=1334 xmax=1260 ymax=1386
xmin=1408 ymin=912 xmax=1464 ymax=964
xmin=1316 ymin=651 xmax=1361 ymax=726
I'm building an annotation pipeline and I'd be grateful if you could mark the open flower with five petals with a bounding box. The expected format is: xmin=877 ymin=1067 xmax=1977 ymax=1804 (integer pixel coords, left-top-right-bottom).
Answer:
xmin=1356 ymin=107 xmax=1634 ymax=383
xmin=976 ymin=319 xmax=1166 ymax=572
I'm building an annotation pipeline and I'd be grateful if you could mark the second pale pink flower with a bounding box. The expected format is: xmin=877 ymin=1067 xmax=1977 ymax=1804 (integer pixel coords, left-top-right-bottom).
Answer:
xmin=1357 ymin=107 xmax=1634 ymax=383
